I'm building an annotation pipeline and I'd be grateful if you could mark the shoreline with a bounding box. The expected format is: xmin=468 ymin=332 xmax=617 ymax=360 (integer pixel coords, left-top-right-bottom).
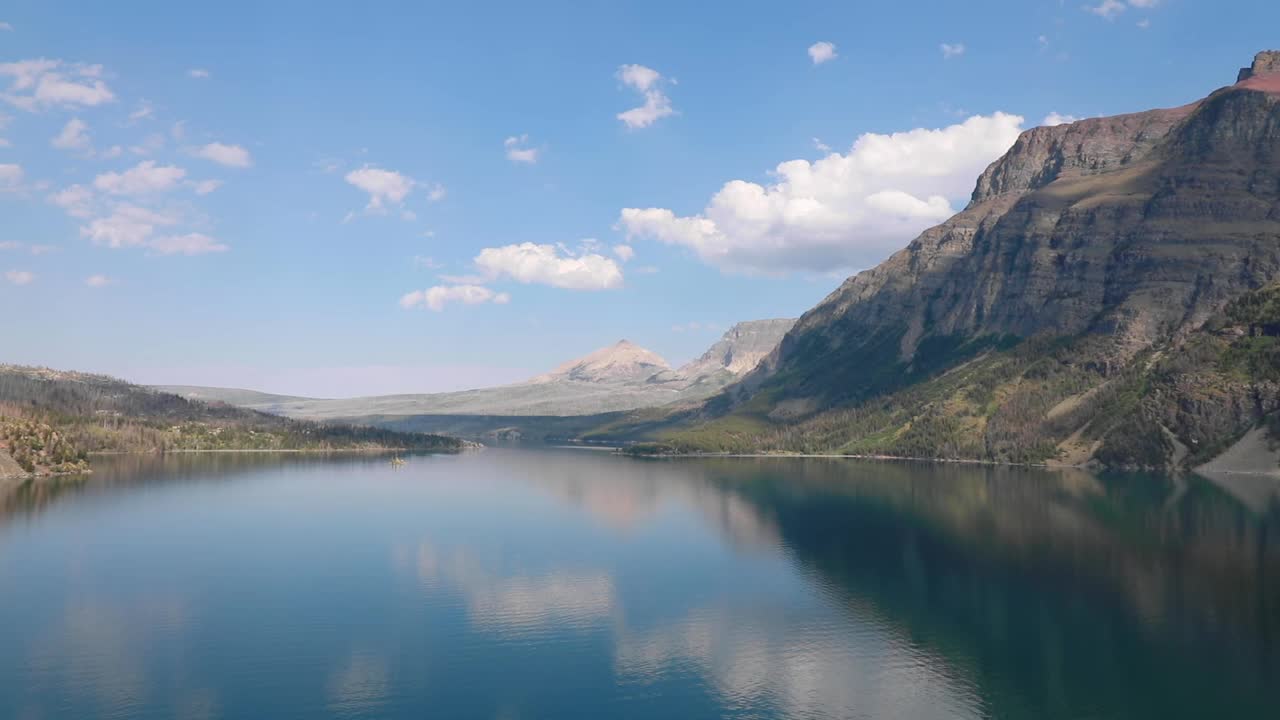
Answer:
xmin=613 ymin=447 xmax=1280 ymax=478
xmin=3 ymin=445 xmax=478 ymax=487
xmin=615 ymin=448 xmax=1072 ymax=468
xmin=88 ymin=447 xmax=420 ymax=456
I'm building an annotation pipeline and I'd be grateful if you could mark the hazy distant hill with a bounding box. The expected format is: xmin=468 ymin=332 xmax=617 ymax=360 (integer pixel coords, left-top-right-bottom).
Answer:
xmin=157 ymin=319 xmax=796 ymax=420
xmin=151 ymin=386 xmax=316 ymax=409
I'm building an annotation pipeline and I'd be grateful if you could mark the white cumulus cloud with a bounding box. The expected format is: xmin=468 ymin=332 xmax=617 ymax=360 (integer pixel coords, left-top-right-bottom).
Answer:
xmin=808 ymin=41 xmax=838 ymax=65
xmin=193 ymin=142 xmax=252 ymax=168
xmin=5 ymin=269 xmax=33 ymax=285
xmin=188 ymin=68 xmax=210 ymax=79
xmin=612 ymin=244 xmax=635 ymax=262
xmin=618 ymin=112 xmax=1026 ymax=274
xmin=940 ymin=43 xmax=966 ymax=59
xmin=474 ymin=242 xmax=624 ymax=290
xmin=0 ymin=58 xmax=115 ymax=111
xmin=93 ymin=160 xmax=186 ymax=195
xmin=86 ymin=274 xmax=113 ymax=287
xmin=345 ymin=165 xmax=415 ymax=211
xmin=400 ymin=285 xmax=511 ymax=312
xmin=616 ymin=64 xmax=675 ymax=130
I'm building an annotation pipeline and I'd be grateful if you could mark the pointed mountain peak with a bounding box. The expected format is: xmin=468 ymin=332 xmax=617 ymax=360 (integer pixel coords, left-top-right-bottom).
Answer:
xmin=530 ymin=339 xmax=671 ymax=385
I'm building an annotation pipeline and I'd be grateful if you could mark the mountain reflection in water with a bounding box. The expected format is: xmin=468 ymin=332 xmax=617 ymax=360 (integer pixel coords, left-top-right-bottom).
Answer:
xmin=0 ymin=450 xmax=1276 ymax=720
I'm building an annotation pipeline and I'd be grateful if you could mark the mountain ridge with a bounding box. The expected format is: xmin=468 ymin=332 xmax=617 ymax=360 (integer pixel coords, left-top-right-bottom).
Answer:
xmin=157 ymin=318 xmax=796 ymax=420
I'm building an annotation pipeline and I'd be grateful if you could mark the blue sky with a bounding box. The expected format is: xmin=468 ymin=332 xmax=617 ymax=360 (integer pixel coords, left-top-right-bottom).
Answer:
xmin=2 ymin=0 xmax=1276 ymax=396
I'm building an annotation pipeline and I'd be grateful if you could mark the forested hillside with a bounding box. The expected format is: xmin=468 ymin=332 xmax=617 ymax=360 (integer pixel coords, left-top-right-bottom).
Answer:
xmin=0 ymin=365 xmax=465 ymax=478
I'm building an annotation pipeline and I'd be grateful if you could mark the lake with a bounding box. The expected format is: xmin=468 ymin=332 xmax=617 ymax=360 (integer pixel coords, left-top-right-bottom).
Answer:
xmin=1 ymin=449 xmax=1277 ymax=719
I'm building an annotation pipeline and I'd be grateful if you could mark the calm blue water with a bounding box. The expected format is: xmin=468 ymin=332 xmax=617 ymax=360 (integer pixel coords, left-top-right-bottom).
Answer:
xmin=1 ymin=449 xmax=1277 ymax=719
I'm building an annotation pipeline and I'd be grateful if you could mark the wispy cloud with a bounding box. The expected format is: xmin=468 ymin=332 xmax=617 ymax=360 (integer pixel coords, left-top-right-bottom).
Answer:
xmin=504 ymin=134 xmax=540 ymax=164
xmin=51 ymin=117 xmax=92 ymax=151
xmin=93 ymin=161 xmax=187 ymax=195
xmin=146 ymin=232 xmax=228 ymax=256
xmin=5 ymin=269 xmax=33 ymax=285
xmin=1085 ymin=0 xmax=1126 ymax=19
xmin=400 ymin=285 xmax=511 ymax=312
xmin=1042 ymin=112 xmax=1081 ymax=126
xmin=193 ymin=142 xmax=252 ymax=168
xmin=128 ymin=100 xmax=155 ymax=122
xmin=0 ymin=163 xmax=24 ymax=191
xmin=616 ymin=64 xmax=676 ymax=130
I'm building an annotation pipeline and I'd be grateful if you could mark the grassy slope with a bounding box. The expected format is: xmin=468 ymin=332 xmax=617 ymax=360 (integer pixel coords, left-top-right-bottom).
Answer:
xmin=622 ymin=284 xmax=1280 ymax=470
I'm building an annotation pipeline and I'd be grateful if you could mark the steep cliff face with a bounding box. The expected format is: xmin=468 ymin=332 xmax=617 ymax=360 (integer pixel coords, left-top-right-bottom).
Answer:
xmin=968 ymin=104 xmax=1196 ymax=204
xmin=747 ymin=58 xmax=1280 ymax=411
xmin=676 ymin=54 xmax=1280 ymax=470
xmin=1238 ymin=49 xmax=1280 ymax=82
xmin=676 ymin=319 xmax=796 ymax=378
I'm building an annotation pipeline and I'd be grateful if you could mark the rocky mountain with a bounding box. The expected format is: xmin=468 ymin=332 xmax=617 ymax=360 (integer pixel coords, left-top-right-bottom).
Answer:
xmin=640 ymin=52 xmax=1280 ymax=473
xmin=676 ymin=319 xmax=798 ymax=377
xmin=158 ymin=319 xmax=796 ymax=421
